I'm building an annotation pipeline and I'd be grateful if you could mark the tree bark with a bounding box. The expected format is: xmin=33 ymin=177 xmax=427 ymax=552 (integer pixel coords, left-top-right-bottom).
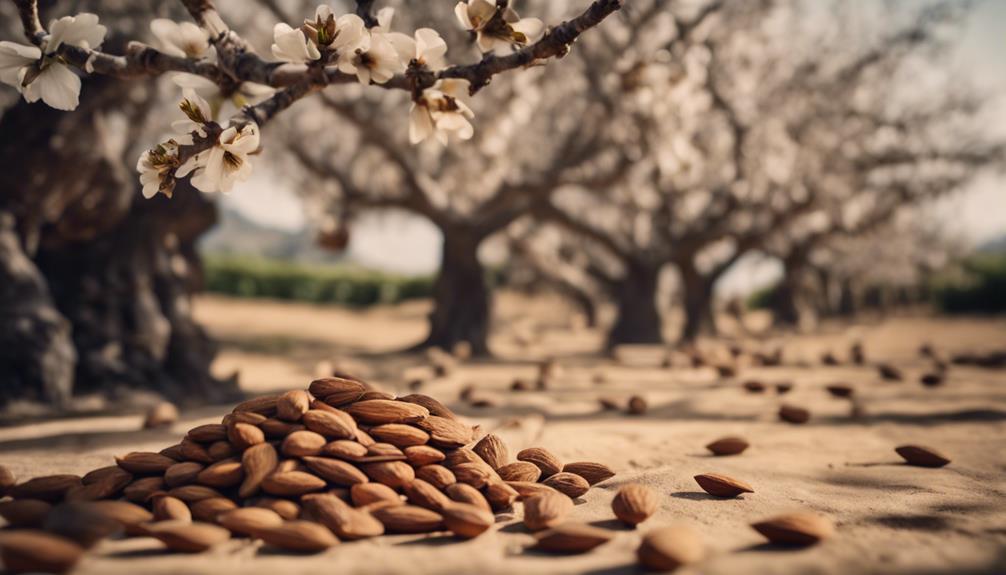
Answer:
xmin=771 ymin=256 xmax=805 ymax=327
xmin=678 ymin=260 xmax=717 ymax=343
xmin=606 ymin=262 xmax=663 ymax=348
xmin=419 ymin=226 xmax=491 ymax=356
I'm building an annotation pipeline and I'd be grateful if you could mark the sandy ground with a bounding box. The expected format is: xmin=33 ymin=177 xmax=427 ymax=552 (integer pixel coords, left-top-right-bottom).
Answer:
xmin=1 ymin=294 xmax=1005 ymax=574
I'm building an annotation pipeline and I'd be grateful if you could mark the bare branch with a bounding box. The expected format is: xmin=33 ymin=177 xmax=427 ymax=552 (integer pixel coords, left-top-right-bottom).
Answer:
xmin=11 ymin=0 xmax=44 ymax=45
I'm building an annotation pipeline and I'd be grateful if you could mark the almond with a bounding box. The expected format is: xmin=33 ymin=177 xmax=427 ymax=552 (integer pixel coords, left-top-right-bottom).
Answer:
xmin=261 ymin=471 xmax=326 ymax=497
xmin=0 ymin=465 xmax=16 ymax=495
xmin=751 ymin=512 xmax=834 ymax=546
xmin=895 ymin=445 xmax=951 ymax=468
xmin=251 ymin=498 xmax=301 ymax=520
xmin=523 ymin=491 xmax=573 ymax=531
xmin=197 ymin=459 xmax=244 ymax=488
xmin=310 ymin=377 xmax=366 ymax=403
xmin=705 ymin=436 xmax=749 ymax=456
xmin=473 ymin=434 xmax=509 ymax=470
xmin=443 ymin=447 xmax=482 ymax=468
xmin=66 ymin=467 xmax=132 ymax=501
xmin=345 ymin=400 xmax=429 ymax=425
xmin=115 ymin=452 xmax=176 ymax=475
xmin=10 ymin=474 xmax=82 ymax=501
xmin=146 ymin=520 xmax=231 ymax=552
xmin=302 ymin=493 xmax=384 ymax=539
xmin=0 ymin=499 xmax=52 ymax=527
xmin=276 ymin=390 xmax=311 ymax=422
xmin=415 ymin=416 xmax=472 ymax=448
xmin=507 ymin=481 xmax=560 ymax=500
xmin=232 ymin=395 xmax=279 ymax=415
xmin=361 ymin=461 xmax=415 ymax=488
xmin=144 ymin=402 xmax=180 ymax=429
xmin=484 ymin=481 xmax=519 ymax=511
xmin=877 ymin=363 xmax=903 ymax=381
xmin=258 ymin=520 xmax=339 ymax=552
xmin=217 ymin=507 xmax=284 ymax=537
xmin=123 ymin=476 xmax=164 ymax=503
xmin=397 ymin=393 xmax=459 ymax=420
xmin=165 ymin=462 xmax=205 ymax=487
xmin=444 ymin=483 xmax=491 ymax=512
xmin=627 ymin=396 xmax=648 ymax=415
xmin=779 ymin=404 xmax=810 ymax=424
xmin=81 ymin=501 xmax=153 ymax=533
xmin=403 ymin=445 xmax=446 ymax=466
xmin=0 ymin=530 xmax=84 ymax=574
xmin=826 ymin=384 xmax=854 ymax=398
xmin=534 ymin=523 xmax=613 ymax=554
xmin=637 ymin=525 xmax=705 ymax=570
xmin=350 ymin=483 xmax=402 ymax=507
xmin=694 ymin=473 xmax=754 ymax=498
xmin=370 ymin=424 xmax=430 ymax=447
xmin=225 ymin=411 xmax=268 ymax=426
xmin=517 ymin=447 xmax=562 ymax=479
xmin=360 ymin=390 xmax=396 ymax=401
xmin=302 ymin=457 xmax=369 ymax=486
xmin=259 ymin=418 xmax=306 ymax=438
xmin=207 ymin=441 xmax=237 ymax=461
xmin=371 ymin=505 xmax=444 ymax=534
xmin=441 ymin=502 xmax=494 ymax=539
xmin=452 ymin=462 xmax=491 ymax=488
xmin=612 ymin=483 xmax=659 ymax=525
xmin=562 ymin=462 xmax=615 ymax=486
xmin=303 ymin=409 xmax=358 ymax=439
xmin=179 ymin=438 xmax=214 ymax=463
xmin=542 ymin=472 xmax=590 ymax=499
xmin=403 ymin=478 xmax=451 ymax=511
xmin=239 ymin=442 xmax=278 ymax=498
xmin=186 ymin=423 xmax=228 ymax=443
xmin=282 ymin=430 xmax=327 ymax=457
xmin=227 ymin=422 xmax=265 ymax=450
xmin=498 ymin=461 xmax=542 ymax=483
xmin=42 ymin=502 xmax=121 ymax=548
xmin=323 ymin=439 xmax=370 ymax=460
xmin=190 ymin=497 xmax=238 ymax=523
xmin=168 ymin=485 xmax=224 ymax=502
xmin=415 ymin=465 xmax=456 ymax=490
xmin=152 ymin=494 xmax=192 ymax=522
xmin=355 ymin=428 xmax=377 ymax=447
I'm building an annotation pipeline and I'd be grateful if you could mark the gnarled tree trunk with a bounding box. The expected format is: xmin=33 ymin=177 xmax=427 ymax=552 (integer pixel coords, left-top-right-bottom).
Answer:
xmin=420 ymin=226 xmax=491 ymax=356
xmin=678 ymin=260 xmax=717 ymax=343
xmin=607 ymin=262 xmax=662 ymax=348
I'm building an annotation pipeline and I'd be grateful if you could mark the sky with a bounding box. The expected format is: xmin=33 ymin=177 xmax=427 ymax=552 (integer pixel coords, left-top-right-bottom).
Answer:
xmin=224 ymin=0 xmax=1006 ymax=287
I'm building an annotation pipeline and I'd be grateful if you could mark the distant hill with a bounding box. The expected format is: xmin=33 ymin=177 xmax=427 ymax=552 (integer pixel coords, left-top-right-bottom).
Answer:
xmin=199 ymin=207 xmax=348 ymax=264
xmin=978 ymin=234 xmax=1006 ymax=254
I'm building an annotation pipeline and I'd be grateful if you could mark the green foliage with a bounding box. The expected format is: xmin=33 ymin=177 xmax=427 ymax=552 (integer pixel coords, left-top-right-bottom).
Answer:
xmin=932 ymin=253 xmax=1006 ymax=314
xmin=746 ymin=285 xmax=775 ymax=310
xmin=203 ymin=256 xmax=434 ymax=307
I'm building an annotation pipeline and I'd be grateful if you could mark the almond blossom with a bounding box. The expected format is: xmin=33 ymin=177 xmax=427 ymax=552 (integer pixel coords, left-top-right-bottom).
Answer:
xmin=272 ymin=22 xmax=321 ymax=63
xmin=338 ymin=30 xmax=404 ymax=85
xmin=0 ymin=13 xmax=106 ymax=111
xmin=137 ymin=141 xmax=182 ymax=199
xmin=187 ymin=123 xmax=261 ymax=194
xmin=172 ymin=73 xmax=275 ymax=119
xmin=150 ymin=19 xmax=213 ymax=59
xmin=455 ymin=0 xmax=544 ymax=54
xmin=409 ymin=79 xmax=475 ymax=145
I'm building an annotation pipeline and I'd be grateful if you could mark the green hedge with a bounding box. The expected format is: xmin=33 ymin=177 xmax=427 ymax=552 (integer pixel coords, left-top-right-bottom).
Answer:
xmin=932 ymin=253 xmax=1006 ymax=314
xmin=203 ymin=256 xmax=434 ymax=307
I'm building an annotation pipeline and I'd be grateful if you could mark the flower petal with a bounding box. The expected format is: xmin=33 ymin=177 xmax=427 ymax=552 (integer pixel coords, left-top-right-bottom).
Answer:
xmin=31 ymin=63 xmax=80 ymax=111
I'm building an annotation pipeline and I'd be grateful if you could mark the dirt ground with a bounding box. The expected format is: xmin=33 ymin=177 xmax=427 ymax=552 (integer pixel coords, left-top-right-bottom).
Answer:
xmin=1 ymin=294 xmax=1005 ymax=574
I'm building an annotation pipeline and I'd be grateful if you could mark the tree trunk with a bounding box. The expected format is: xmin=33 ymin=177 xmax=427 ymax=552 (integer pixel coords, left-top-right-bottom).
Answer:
xmin=606 ymin=262 xmax=662 ymax=348
xmin=0 ymin=75 xmax=234 ymax=406
xmin=771 ymin=257 xmax=805 ymax=327
xmin=678 ymin=260 xmax=716 ymax=343
xmin=420 ymin=227 xmax=491 ymax=355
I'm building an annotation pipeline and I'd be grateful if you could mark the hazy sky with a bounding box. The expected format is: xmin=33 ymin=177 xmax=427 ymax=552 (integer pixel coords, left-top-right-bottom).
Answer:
xmin=224 ymin=0 xmax=1006 ymax=281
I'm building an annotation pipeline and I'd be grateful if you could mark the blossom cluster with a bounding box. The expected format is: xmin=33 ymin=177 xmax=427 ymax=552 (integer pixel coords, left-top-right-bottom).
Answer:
xmin=0 ymin=1 xmax=548 ymax=198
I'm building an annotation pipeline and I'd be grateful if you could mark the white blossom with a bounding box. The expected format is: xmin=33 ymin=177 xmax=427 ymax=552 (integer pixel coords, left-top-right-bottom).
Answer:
xmin=455 ymin=0 xmax=544 ymax=54
xmin=272 ymin=22 xmax=321 ymax=63
xmin=150 ymin=19 xmax=213 ymax=59
xmin=137 ymin=141 xmax=182 ymax=199
xmin=0 ymin=13 xmax=106 ymax=111
xmin=338 ymin=30 xmax=404 ymax=85
xmin=387 ymin=28 xmax=448 ymax=71
xmin=409 ymin=79 xmax=475 ymax=145
xmin=172 ymin=88 xmax=213 ymax=140
xmin=172 ymin=73 xmax=275 ymax=119
xmin=188 ymin=123 xmax=261 ymax=194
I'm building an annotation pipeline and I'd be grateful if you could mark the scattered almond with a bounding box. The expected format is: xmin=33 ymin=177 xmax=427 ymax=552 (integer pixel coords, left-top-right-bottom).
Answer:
xmin=143 ymin=402 xmax=179 ymax=429
xmin=705 ymin=436 xmax=749 ymax=456
xmin=751 ymin=512 xmax=834 ymax=546
xmin=498 ymin=461 xmax=542 ymax=483
xmin=627 ymin=396 xmax=648 ymax=415
xmin=637 ymin=525 xmax=705 ymax=571
xmin=534 ymin=523 xmax=613 ymax=554
xmin=517 ymin=447 xmax=562 ymax=479
xmin=612 ymin=484 xmax=659 ymax=525
xmin=694 ymin=473 xmax=754 ymax=498
xmin=778 ymin=404 xmax=810 ymax=424
xmin=895 ymin=445 xmax=951 ymax=468
xmin=523 ymin=491 xmax=573 ymax=531
xmin=441 ymin=502 xmax=494 ymax=539
xmin=542 ymin=472 xmax=590 ymax=499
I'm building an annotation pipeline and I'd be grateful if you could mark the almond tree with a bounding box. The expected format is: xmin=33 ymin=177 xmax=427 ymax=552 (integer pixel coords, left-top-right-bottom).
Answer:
xmin=0 ymin=0 xmax=622 ymax=404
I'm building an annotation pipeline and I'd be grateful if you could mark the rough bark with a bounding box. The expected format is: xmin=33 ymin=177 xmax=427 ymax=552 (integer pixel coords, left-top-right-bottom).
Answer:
xmin=419 ymin=226 xmax=491 ymax=356
xmin=771 ymin=257 xmax=805 ymax=327
xmin=606 ymin=262 xmax=663 ymax=348
xmin=678 ymin=260 xmax=717 ymax=343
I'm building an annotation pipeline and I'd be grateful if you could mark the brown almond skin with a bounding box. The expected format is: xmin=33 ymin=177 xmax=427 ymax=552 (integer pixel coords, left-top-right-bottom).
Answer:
xmin=415 ymin=416 xmax=472 ymax=448
xmin=82 ymin=501 xmax=153 ymax=533
xmin=441 ymin=502 xmax=495 ymax=539
xmin=562 ymin=462 xmax=615 ymax=486
xmin=452 ymin=463 xmax=491 ymax=488
xmin=612 ymin=484 xmax=659 ymax=526
xmin=208 ymin=440 xmax=237 ymax=461
xmin=168 ymin=485 xmax=224 ymax=502
xmin=350 ymin=483 xmax=402 ymax=508
xmin=403 ymin=445 xmax=446 ymax=466
xmin=369 ymin=424 xmax=430 ymax=448
xmin=197 ymin=459 xmax=244 ymax=488
xmin=10 ymin=475 xmax=82 ymax=502
xmin=65 ymin=469 xmax=132 ymax=502
xmin=0 ymin=465 xmax=17 ymax=495
xmin=232 ymin=395 xmax=279 ymax=415
xmin=0 ymin=499 xmax=53 ymax=528
xmin=276 ymin=390 xmax=311 ymax=422
xmin=751 ymin=512 xmax=834 ymax=546
xmin=302 ymin=457 xmax=369 ymax=486
xmin=507 ymin=481 xmax=560 ymax=500
xmin=145 ymin=520 xmax=231 ymax=553
xmin=190 ymin=497 xmax=238 ymax=523
xmin=228 ymin=422 xmax=265 ymax=451
xmin=705 ymin=436 xmax=749 ymax=456
xmin=0 ymin=530 xmax=84 ymax=574
xmin=361 ymin=461 xmax=415 ymax=488
xmin=542 ymin=472 xmax=591 ymax=499
xmin=442 ymin=447 xmax=482 ymax=469
xmin=627 ymin=396 xmax=648 ymax=415
xmin=217 ymin=507 xmax=284 ymax=537
xmin=345 ymin=400 xmax=429 ymax=425
xmin=534 ymin=523 xmax=613 ymax=554
xmin=637 ymin=525 xmax=705 ymax=571
xmin=484 ymin=481 xmax=519 ymax=511
xmin=303 ymin=409 xmax=357 ymax=439
xmin=397 ymin=394 xmax=459 ymax=420
xmin=445 ymin=483 xmax=492 ymax=512
xmin=282 ymin=430 xmax=328 ymax=457
xmin=301 ymin=494 xmax=384 ymax=539
xmin=403 ymin=479 xmax=452 ymax=511
xmin=164 ymin=462 xmax=205 ymax=488
xmin=116 ymin=452 xmax=176 ymax=475
xmin=309 ymin=377 xmax=366 ymax=401
xmin=258 ymin=520 xmax=339 ymax=552
xmin=372 ymin=505 xmax=444 ymax=534
xmin=517 ymin=447 xmax=562 ymax=479
xmin=779 ymin=404 xmax=811 ymax=424
xmin=179 ymin=439 xmax=214 ymax=464
xmin=694 ymin=473 xmax=754 ymax=498
xmin=259 ymin=419 xmax=305 ymax=438
xmin=415 ymin=465 xmax=456 ymax=490
xmin=186 ymin=423 xmax=228 ymax=443
xmin=324 ymin=440 xmax=370 ymax=460
xmin=473 ymin=434 xmax=509 ymax=470
xmin=498 ymin=461 xmax=542 ymax=483
xmin=251 ymin=498 xmax=301 ymax=520
xmin=895 ymin=445 xmax=951 ymax=468
xmin=124 ymin=476 xmax=165 ymax=503
xmin=261 ymin=471 xmax=326 ymax=497
xmin=152 ymin=495 xmax=192 ymax=522
xmin=239 ymin=442 xmax=278 ymax=499
xmin=523 ymin=491 xmax=573 ymax=531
